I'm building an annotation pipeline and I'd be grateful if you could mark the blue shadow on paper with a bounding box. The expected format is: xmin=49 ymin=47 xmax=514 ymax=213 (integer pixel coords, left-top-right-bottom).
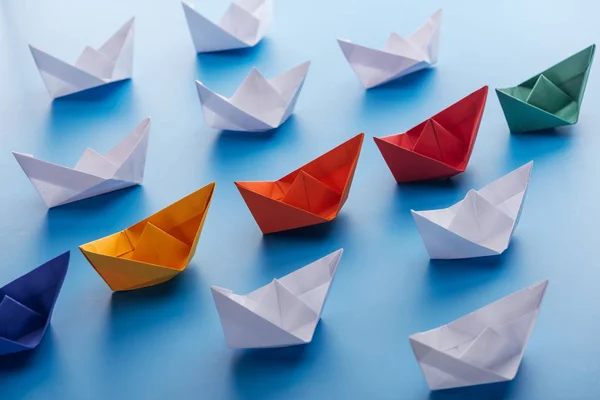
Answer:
xmin=229 ymin=323 xmax=329 ymax=399
xmin=424 ymin=238 xmax=521 ymax=296
xmin=506 ymin=126 xmax=575 ymax=167
xmin=195 ymin=39 xmax=274 ymax=81
xmin=360 ymin=68 xmax=437 ymax=107
xmin=107 ymin=266 xmax=203 ymax=335
xmin=256 ymin=215 xmax=353 ymax=276
xmin=208 ymin=116 xmax=301 ymax=178
xmin=46 ymin=80 xmax=135 ymax=136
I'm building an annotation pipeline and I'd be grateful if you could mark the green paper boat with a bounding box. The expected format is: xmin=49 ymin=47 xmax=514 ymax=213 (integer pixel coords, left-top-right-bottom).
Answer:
xmin=496 ymin=45 xmax=595 ymax=133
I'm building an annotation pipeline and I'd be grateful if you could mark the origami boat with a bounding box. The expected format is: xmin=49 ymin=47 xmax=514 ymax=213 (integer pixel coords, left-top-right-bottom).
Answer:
xmin=337 ymin=9 xmax=441 ymax=89
xmin=80 ymin=182 xmax=215 ymax=291
xmin=13 ymin=118 xmax=150 ymax=208
xmin=496 ymin=45 xmax=595 ymax=133
xmin=0 ymin=252 xmax=69 ymax=356
xmin=411 ymin=162 xmax=532 ymax=259
xmin=236 ymin=133 xmax=364 ymax=233
xmin=374 ymin=86 xmax=488 ymax=182
xmin=182 ymin=0 xmax=272 ymax=53
xmin=195 ymin=61 xmax=310 ymax=132
xmin=410 ymin=279 xmax=548 ymax=390
xmin=212 ymin=249 xmax=343 ymax=348
xmin=29 ymin=18 xmax=135 ymax=99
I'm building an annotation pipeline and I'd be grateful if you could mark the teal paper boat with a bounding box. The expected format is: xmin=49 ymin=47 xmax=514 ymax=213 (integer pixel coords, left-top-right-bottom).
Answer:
xmin=496 ymin=45 xmax=595 ymax=133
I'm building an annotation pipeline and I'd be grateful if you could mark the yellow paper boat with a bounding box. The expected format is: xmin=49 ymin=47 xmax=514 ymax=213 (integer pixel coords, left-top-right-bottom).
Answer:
xmin=80 ymin=182 xmax=215 ymax=291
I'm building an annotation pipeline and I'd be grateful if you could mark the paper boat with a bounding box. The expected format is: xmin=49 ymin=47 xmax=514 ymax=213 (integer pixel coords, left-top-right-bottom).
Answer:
xmin=29 ymin=18 xmax=135 ymax=99
xmin=410 ymin=279 xmax=548 ymax=390
xmin=374 ymin=86 xmax=488 ymax=182
xmin=212 ymin=249 xmax=342 ymax=349
xmin=496 ymin=45 xmax=595 ymax=132
xmin=236 ymin=133 xmax=364 ymax=233
xmin=13 ymin=118 xmax=150 ymax=208
xmin=79 ymin=182 xmax=215 ymax=291
xmin=337 ymin=9 xmax=441 ymax=89
xmin=412 ymin=162 xmax=533 ymax=259
xmin=196 ymin=61 xmax=310 ymax=132
xmin=0 ymin=252 xmax=69 ymax=356
xmin=182 ymin=0 xmax=272 ymax=53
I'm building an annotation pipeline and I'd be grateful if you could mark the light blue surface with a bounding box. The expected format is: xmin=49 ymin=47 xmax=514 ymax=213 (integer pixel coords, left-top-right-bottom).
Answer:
xmin=0 ymin=0 xmax=598 ymax=398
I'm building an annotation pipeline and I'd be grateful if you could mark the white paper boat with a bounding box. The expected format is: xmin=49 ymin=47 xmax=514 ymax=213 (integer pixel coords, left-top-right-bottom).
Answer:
xmin=410 ymin=279 xmax=548 ymax=390
xmin=195 ymin=61 xmax=310 ymax=132
xmin=29 ymin=18 xmax=135 ymax=99
xmin=182 ymin=0 xmax=273 ymax=53
xmin=211 ymin=249 xmax=342 ymax=349
xmin=412 ymin=162 xmax=533 ymax=259
xmin=337 ymin=9 xmax=441 ymax=89
xmin=13 ymin=118 xmax=150 ymax=208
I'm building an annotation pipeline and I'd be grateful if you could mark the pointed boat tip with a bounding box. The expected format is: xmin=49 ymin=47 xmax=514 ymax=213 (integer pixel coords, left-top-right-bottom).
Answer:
xmin=40 ymin=251 xmax=71 ymax=276
xmin=470 ymin=85 xmax=489 ymax=98
xmin=529 ymin=278 xmax=549 ymax=297
xmin=194 ymin=181 xmax=216 ymax=196
xmin=211 ymin=285 xmax=232 ymax=295
xmin=518 ymin=160 xmax=534 ymax=173
xmin=78 ymin=243 xmax=96 ymax=255
xmin=28 ymin=44 xmax=45 ymax=56
xmin=336 ymin=38 xmax=356 ymax=52
xmin=121 ymin=16 xmax=136 ymax=31
xmin=12 ymin=151 xmax=34 ymax=161
xmin=295 ymin=60 xmax=312 ymax=75
xmin=353 ymin=132 xmax=366 ymax=142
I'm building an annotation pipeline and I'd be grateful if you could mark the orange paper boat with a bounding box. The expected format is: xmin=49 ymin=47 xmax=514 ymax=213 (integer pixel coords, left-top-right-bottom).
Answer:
xmin=236 ymin=133 xmax=364 ymax=234
xmin=79 ymin=182 xmax=215 ymax=291
xmin=374 ymin=86 xmax=488 ymax=183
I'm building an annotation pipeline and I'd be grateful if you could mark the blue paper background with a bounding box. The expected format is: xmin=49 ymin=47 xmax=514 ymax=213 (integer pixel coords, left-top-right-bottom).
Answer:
xmin=0 ymin=0 xmax=598 ymax=398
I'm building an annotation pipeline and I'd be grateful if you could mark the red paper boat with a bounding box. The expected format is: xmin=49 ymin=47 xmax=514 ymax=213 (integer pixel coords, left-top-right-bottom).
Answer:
xmin=236 ymin=133 xmax=364 ymax=234
xmin=374 ymin=86 xmax=488 ymax=183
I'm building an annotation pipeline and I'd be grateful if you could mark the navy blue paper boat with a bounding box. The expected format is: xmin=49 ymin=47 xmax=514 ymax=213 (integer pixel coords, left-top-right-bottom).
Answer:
xmin=0 ymin=251 xmax=69 ymax=356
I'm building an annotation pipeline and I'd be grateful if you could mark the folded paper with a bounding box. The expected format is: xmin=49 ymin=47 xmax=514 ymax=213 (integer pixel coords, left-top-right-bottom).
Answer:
xmin=196 ymin=61 xmax=310 ymax=132
xmin=496 ymin=45 xmax=595 ymax=132
xmin=212 ymin=249 xmax=342 ymax=348
xmin=0 ymin=252 xmax=69 ymax=356
xmin=182 ymin=0 xmax=272 ymax=53
xmin=29 ymin=18 xmax=135 ymax=99
xmin=13 ymin=118 xmax=150 ymax=208
xmin=236 ymin=133 xmax=364 ymax=233
xmin=412 ymin=162 xmax=533 ymax=259
xmin=410 ymin=279 xmax=548 ymax=390
xmin=79 ymin=182 xmax=215 ymax=291
xmin=374 ymin=86 xmax=487 ymax=182
xmin=337 ymin=9 xmax=441 ymax=89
